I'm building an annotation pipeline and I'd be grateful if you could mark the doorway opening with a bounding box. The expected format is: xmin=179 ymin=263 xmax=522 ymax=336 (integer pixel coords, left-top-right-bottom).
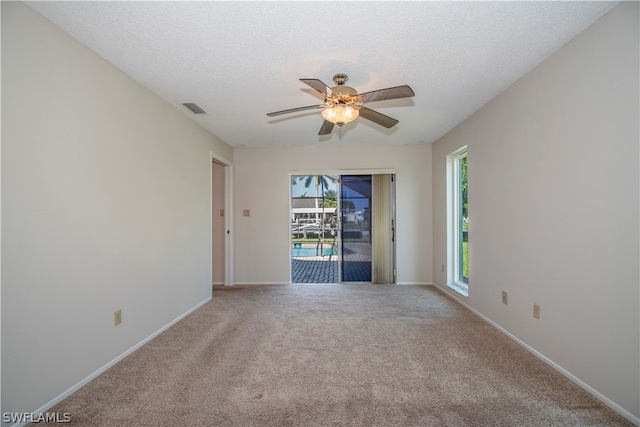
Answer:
xmin=212 ymin=154 xmax=233 ymax=289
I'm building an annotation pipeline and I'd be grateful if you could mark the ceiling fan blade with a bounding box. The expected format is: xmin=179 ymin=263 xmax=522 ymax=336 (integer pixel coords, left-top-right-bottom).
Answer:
xmin=318 ymin=120 xmax=335 ymax=135
xmin=300 ymin=79 xmax=333 ymax=97
xmin=267 ymin=104 xmax=323 ymax=117
xmin=356 ymin=85 xmax=415 ymax=104
xmin=358 ymin=107 xmax=399 ymax=128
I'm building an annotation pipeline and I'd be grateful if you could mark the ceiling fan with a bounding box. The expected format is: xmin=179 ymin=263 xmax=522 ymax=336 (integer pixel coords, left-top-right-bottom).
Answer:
xmin=267 ymin=74 xmax=415 ymax=135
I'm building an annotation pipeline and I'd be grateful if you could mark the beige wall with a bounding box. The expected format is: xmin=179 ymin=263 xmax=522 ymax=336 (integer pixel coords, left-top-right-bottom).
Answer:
xmin=432 ymin=2 xmax=639 ymax=420
xmin=1 ymin=2 xmax=233 ymax=419
xmin=233 ymin=144 xmax=432 ymax=285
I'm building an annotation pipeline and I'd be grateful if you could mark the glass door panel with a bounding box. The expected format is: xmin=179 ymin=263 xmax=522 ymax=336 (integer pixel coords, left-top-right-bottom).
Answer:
xmin=291 ymin=174 xmax=338 ymax=283
xmin=340 ymin=175 xmax=372 ymax=282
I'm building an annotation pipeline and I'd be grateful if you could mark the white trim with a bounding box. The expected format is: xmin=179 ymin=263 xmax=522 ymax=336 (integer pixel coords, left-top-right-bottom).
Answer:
xmin=292 ymin=207 xmax=337 ymax=214
xmin=446 ymin=281 xmax=468 ymax=297
xmin=16 ymin=298 xmax=212 ymax=427
xmin=233 ymin=281 xmax=290 ymax=286
xmin=446 ymin=147 xmax=468 ymax=294
xmin=209 ymin=156 xmax=214 ymax=292
xmin=210 ymin=151 xmax=232 ymax=168
xmin=290 ymin=168 xmax=397 ymax=176
xmin=432 ymin=283 xmax=640 ymax=426
xmin=210 ymin=152 xmax=234 ymax=287
xmin=396 ymin=282 xmax=435 ymax=286
xmin=224 ymin=164 xmax=234 ymax=286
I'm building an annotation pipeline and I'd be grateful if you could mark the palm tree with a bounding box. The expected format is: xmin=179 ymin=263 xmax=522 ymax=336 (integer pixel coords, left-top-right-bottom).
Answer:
xmin=298 ymin=175 xmax=337 ymax=199
xmin=324 ymin=188 xmax=338 ymax=199
xmin=297 ymin=175 xmax=337 ymax=211
xmin=319 ymin=189 xmax=338 ymax=208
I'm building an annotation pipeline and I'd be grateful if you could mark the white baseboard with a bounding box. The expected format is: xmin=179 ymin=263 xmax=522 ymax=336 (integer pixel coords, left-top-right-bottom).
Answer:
xmin=14 ymin=297 xmax=212 ymax=427
xmin=233 ymin=281 xmax=290 ymax=286
xmin=431 ymin=283 xmax=639 ymax=426
xmin=396 ymin=281 xmax=435 ymax=286
xmin=230 ymin=282 xmax=437 ymax=286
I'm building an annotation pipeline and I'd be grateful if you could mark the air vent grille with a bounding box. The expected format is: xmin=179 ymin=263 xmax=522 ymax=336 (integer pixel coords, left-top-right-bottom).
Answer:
xmin=182 ymin=103 xmax=206 ymax=114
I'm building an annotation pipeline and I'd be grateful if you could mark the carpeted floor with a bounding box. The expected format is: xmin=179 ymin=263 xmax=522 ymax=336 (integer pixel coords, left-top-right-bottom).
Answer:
xmin=41 ymin=285 xmax=633 ymax=426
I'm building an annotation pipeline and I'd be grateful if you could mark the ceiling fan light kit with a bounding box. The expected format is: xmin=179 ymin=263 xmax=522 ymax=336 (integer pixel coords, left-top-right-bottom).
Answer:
xmin=267 ymin=73 xmax=415 ymax=135
xmin=321 ymin=104 xmax=359 ymax=127
xmin=321 ymin=74 xmax=360 ymax=127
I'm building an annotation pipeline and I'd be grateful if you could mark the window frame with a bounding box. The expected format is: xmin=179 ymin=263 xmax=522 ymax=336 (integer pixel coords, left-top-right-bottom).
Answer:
xmin=446 ymin=147 xmax=469 ymax=296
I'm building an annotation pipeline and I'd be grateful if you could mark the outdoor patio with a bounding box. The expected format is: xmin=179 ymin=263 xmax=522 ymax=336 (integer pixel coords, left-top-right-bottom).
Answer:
xmin=291 ymin=256 xmax=338 ymax=283
xmin=291 ymin=243 xmax=372 ymax=283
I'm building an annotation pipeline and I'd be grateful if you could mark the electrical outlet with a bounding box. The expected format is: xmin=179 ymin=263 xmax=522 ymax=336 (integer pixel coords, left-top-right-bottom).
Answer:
xmin=533 ymin=304 xmax=541 ymax=319
xmin=502 ymin=291 xmax=508 ymax=305
xmin=441 ymin=264 xmax=445 ymax=273
xmin=114 ymin=309 xmax=122 ymax=326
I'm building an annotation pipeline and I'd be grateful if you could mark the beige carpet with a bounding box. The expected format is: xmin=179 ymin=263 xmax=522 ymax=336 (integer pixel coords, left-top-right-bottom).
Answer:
xmin=41 ymin=285 xmax=632 ymax=426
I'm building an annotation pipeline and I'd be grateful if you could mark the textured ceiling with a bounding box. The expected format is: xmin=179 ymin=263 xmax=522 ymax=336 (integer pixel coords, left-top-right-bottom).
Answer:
xmin=27 ymin=1 xmax=618 ymax=148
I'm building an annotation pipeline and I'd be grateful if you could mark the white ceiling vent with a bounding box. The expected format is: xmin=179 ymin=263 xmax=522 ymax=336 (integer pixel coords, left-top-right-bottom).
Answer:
xmin=182 ymin=103 xmax=206 ymax=114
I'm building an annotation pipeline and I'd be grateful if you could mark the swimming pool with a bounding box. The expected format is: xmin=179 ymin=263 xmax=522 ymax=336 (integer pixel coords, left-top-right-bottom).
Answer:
xmin=292 ymin=247 xmax=337 ymax=257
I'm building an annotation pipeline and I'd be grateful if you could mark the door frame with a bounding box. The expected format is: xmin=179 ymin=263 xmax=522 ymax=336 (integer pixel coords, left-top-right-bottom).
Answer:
xmin=211 ymin=152 xmax=234 ymax=286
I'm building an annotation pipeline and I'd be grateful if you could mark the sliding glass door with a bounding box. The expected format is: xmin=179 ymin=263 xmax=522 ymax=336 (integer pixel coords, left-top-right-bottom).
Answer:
xmin=291 ymin=173 xmax=395 ymax=284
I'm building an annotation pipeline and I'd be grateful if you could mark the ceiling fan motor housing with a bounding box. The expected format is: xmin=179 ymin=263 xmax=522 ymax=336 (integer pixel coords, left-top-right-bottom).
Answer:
xmin=329 ymin=73 xmax=358 ymax=98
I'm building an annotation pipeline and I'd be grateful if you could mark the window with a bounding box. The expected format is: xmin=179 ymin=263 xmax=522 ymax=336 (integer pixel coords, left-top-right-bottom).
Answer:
xmin=447 ymin=147 xmax=468 ymax=295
